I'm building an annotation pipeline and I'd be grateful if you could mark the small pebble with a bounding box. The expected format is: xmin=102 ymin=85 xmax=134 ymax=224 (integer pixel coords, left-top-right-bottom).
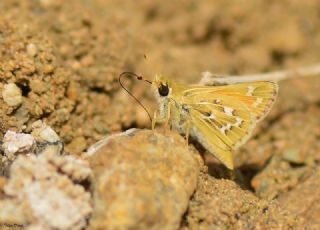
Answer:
xmin=282 ymin=148 xmax=304 ymax=164
xmin=26 ymin=43 xmax=38 ymax=57
xmin=30 ymin=79 xmax=45 ymax=94
xmin=42 ymin=64 xmax=55 ymax=74
xmin=2 ymin=83 xmax=22 ymax=107
xmin=2 ymin=130 xmax=35 ymax=159
xmin=31 ymin=120 xmax=60 ymax=142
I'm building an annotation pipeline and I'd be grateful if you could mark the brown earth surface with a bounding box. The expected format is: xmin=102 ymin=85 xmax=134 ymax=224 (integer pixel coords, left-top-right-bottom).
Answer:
xmin=0 ymin=0 xmax=320 ymax=229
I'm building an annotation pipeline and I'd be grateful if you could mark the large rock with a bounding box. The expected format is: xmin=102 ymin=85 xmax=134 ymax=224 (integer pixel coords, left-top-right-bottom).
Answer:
xmin=88 ymin=129 xmax=200 ymax=230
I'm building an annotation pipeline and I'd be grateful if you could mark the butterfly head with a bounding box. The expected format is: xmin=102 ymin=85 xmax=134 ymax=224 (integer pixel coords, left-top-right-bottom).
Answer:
xmin=152 ymin=75 xmax=172 ymax=99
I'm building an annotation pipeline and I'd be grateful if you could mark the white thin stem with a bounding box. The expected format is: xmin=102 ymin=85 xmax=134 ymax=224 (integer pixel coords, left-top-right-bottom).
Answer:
xmin=199 ymin=65 xmax=320 ymax=85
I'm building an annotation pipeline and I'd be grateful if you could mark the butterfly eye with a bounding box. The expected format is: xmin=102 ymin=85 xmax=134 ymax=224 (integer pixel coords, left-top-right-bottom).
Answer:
xmin=158 ymin=83 xmax=169 ymax=96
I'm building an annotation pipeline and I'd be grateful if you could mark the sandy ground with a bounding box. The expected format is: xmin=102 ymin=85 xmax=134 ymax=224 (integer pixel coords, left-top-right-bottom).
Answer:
xmin=0 ymin=0 xmax=320 ymax=229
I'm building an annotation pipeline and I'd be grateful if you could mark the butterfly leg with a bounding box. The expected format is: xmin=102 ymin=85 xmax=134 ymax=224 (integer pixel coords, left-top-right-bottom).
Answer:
xmin=163 ymin=103 xmax=171 ymax=129
xmin=151 ymin=110 xmax=170 ymax=130
xmin=152 ymin=111 xmax=157 ymax=130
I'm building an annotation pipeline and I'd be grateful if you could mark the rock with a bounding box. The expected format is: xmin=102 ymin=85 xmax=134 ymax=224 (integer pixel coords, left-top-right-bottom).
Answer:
xmin=42 ymin=64 xmax=55 ymax=74
xmin=66 ymin=136 xmax=87 ymax=154
xmin=30 ymin=120 xmax=63 ymax=155
xmin=2 ymin=83 xmax=22 ymax=107
xmin=31 ymin=120 xmax=60 ymax=142
xmin=281 ymin=148 xmax=304 ymax=164
xmin=2 ymin=151 xmax=92 ymax=230
xmin=88 ymin=129 xmax=200 ymax=230
xmin=50 ymin=154 xmax=92 ymax=181
xmin=2 ymin=130 xmax=35 ymax=159
xmin=26 ymin=43 xmax=38 ymax=57
xmin=184 ymin=166 xmax=304 ymax=229
xmin=30 ymin=79 xmax=46 ymax=94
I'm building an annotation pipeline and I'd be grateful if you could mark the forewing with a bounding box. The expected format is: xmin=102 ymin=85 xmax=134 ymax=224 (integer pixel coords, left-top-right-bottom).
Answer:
xmin=185 ymin=81 xmax=278 ymax=122
xmin=187 ymin=96 xmax=255 ymax=169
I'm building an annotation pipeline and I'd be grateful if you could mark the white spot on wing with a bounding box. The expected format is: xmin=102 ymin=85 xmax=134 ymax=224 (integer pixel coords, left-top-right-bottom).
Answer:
xmin=253 ymin=97 xmax=263 ymax=107
xmin=235 ymin=117 xmax=243 ymax=127
xmin=209 ymin=113 xmax=216 ymax=119
xmin=223 ymin=107 xmax=234 ymax=116
xmin=246 ymin=86 xmax=255 ymax=96
xmin=220 ymin=123 xmax=232 ymax=134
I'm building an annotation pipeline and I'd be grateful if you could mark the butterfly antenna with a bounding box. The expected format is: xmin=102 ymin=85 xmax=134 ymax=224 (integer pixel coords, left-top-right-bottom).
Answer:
xmin=118 ymin=72 xmax=152 ymax=123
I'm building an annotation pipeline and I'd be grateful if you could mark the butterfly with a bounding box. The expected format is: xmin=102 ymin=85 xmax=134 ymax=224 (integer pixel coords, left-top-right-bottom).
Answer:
xmin=151 ymin=75 xmax=278 ymax=169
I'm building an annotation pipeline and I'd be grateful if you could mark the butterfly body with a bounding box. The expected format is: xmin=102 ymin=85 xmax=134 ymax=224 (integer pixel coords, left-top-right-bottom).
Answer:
xmin=152 ymin=75 xmax=278 ymax=169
